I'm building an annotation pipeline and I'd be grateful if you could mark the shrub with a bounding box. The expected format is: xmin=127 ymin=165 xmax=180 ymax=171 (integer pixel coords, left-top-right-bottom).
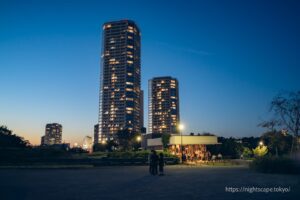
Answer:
xmin=250 ymin=156 xmax=300 ymax=174
xmin=253 ymin=145 xmax=268 ymax=157
xmin=242 ymin=147 xmax=253 ymax=159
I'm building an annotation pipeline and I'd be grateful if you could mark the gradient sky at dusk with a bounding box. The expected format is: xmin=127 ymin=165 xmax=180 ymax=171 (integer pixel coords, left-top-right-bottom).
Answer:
xmin=1 ymin=0 xmax=299 ymax=145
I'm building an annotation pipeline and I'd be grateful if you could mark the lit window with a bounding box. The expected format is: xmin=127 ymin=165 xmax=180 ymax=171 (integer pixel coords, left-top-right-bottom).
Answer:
xmin=103 ymin=24 xmax=111 ymax=29
xmin=127 ymin=60 xmax=133 ymax=64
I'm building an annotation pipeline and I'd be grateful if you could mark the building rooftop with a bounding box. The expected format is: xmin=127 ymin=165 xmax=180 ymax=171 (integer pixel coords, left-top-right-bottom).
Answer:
xmin=151 ymin=76 xmax=177 ymax=81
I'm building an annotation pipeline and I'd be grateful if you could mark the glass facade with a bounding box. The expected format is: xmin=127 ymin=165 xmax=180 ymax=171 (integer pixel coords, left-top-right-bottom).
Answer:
xmin=43 ymin=123 xmax=62 ymax=145
xmin=97 ymin=20 xmax=142 ymax=142
xmin=148 ymin=77 xmax=180 ymax=135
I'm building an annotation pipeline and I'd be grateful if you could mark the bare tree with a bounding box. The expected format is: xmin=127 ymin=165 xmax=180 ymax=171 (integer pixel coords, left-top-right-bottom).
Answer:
xmin=270 ymin=91 xmax=300 ymax=153
xmin=258 ymin=119 xmax=281 ymax=132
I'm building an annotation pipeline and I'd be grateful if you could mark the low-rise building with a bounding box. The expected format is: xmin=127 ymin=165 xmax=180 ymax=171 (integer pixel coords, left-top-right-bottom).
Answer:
xmin=146 ymin=135 xmax=219 ymax=161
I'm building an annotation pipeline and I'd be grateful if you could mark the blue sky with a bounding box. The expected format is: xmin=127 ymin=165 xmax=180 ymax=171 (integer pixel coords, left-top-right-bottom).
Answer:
xmin=1 ymin=0 xmax=299 ymax=145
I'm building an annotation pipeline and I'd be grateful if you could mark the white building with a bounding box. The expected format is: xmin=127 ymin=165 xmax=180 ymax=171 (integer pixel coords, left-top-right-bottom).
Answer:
xmin=82 ymin=136 xmax=93 ymax=152
xmin=146 ymin=135 xmax=220 ymax=160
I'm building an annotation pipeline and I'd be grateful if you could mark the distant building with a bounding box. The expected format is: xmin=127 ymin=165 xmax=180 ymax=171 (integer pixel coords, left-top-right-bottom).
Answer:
xmin=41 ymin=135 xmax=45 ymax=146
xmin=148 ymin=77 xmax=180 ymax=135
xmin=41 ymin=123 xmax=62 ymax=145
xmin=140 ymin=90 xmax=144 ymax=131
xmin=97 ymin=19 xmax=142 ymax=142
xmin=83 ymin=136 xmax=93 ymax=152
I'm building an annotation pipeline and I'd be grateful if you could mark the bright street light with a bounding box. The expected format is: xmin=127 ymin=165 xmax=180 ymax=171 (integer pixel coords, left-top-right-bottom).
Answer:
xmin=178 ymin=124 xmax=185 ymax=131
xmin=178 ymin=123 xmax=185 ymax=163
xmin=259 ymin=141 xmax=264 ymax=146
xmin=136 ymin=136 xmax=141 ymax=142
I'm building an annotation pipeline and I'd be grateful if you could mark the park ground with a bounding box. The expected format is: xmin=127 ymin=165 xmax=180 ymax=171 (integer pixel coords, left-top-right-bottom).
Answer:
xmin=0 ymin=165 xmax=299 ymax=200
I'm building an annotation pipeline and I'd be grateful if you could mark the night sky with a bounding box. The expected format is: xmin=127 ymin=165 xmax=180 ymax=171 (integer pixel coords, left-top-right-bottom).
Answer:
xmin=1 ymin=0 xmax=299 ymax=145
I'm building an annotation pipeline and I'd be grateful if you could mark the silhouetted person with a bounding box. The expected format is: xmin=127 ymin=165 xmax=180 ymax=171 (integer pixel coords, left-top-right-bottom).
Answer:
xmin=182 ymin=153 xmax=187 ymax=163
xmin=158 ymin=152 xmax=165 ymax=176
xmin=149 ymin=150 xmax=153 ymax=174
xmin=149 ymin=150 xmax=158 ymax=175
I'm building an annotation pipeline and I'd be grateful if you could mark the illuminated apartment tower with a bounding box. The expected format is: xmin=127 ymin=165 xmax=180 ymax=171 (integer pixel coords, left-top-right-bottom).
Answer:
xmin=43 ymin=123 xmax=62 ymax=145
xmin=93 ymin=124 xmax=99 ymax=145
xmin=148 ymin=77 xmax=180 ymax=134
xmin=97 ymin=20 xmax=142 ymax=142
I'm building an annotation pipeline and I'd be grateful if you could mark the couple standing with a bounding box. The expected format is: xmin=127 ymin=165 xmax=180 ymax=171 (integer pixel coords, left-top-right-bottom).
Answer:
xmin=149 ymin=150 xmax=164 ymax=176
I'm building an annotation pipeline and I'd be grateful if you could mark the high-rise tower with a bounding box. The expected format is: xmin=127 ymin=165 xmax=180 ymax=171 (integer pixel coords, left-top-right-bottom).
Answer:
xmin=41 ymin=123 xmax=62 ymax=145
xmin=148 ymin=77 xmax=180 ymax=135
xmin=96 ymin=20 xmax=142 ymax=143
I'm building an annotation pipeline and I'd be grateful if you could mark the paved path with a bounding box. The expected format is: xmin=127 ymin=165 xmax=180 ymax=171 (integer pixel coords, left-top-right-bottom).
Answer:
xmin=0 ymin=165 xmax=299 ymax=200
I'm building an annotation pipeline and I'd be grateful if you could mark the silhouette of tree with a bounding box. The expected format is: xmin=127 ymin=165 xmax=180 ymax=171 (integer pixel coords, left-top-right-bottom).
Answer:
xmin=241 ymin=137 xmax=261 ymax=149
xmin=270 ymin=91 xmax=300 ymax=153
xmin=106 ymin=140 xmax=118 ymax=151
xmin=116 ymin=129 xmax=136 ymax=151
xmin=258 ymin=119 xmax=281 ymax=131
xmin=161 ymin=133 xmax=171 ymax=150
xmin=207 ymin=137 xmax=243 ymax=158
xmin=93 ymin=143 xmax=106 ymax=152
xmin=93 ymin=139 xmax=118 ymax=152
xmin=261 ymin=131 xmax=292 ymax=156
xmin=0 ymin=126 xmax=30 ymax=148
